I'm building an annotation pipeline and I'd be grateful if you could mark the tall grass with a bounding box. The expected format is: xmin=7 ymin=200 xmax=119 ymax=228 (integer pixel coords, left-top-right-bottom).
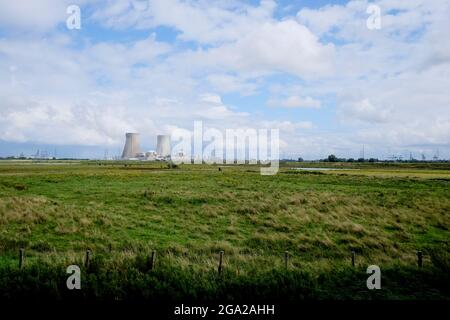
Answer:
xmin=1 ymin=249 xmax=449 ymax=301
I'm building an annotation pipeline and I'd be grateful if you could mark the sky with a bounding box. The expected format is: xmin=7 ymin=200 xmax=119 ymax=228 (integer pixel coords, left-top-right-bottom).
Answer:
xmin=0 ymin=0 xmax=449 ymax=160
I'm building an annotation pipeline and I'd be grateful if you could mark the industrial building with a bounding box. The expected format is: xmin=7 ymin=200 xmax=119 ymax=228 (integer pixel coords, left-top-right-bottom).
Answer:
xmin=156 ymin=135 xmax=171 ymax=158
xmin=121 ymin=133 xmax=172 ymax=160
xmin=121 ymin=133 xmax=141 ymax=159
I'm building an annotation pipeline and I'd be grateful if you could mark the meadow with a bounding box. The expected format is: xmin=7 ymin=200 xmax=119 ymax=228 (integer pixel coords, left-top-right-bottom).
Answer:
xmin=0 ymin=160 xmax=448 ymax=301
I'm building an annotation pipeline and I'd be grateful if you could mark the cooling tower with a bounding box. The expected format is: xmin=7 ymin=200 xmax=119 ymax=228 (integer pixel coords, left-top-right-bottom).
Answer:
xmin=156 ymin=135 xmax=171 ymax=157
xmin=121 ymin=133 xmax=141 ymax=159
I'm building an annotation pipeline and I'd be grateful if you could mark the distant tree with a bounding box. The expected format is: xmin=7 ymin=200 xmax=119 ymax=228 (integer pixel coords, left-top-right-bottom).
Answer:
xmin=347 ymin=158 xmax=355 ymax=162
xmin=368 ymin=158 xmax=378 ymax=163
xmin=357 ymin=158 xmax=365 ymax=162
xmin=298 ymin=157 xmax=304 ymax=162
xmin=327 ymin=154 xmax=338 ymax=162
xmin=167 ymin=161 xmax=178 ymax=169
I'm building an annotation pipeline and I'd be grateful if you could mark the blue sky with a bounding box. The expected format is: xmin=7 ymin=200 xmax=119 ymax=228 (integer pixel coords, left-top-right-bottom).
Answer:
xmin=0 ymin=0 xmax=449 ymax=160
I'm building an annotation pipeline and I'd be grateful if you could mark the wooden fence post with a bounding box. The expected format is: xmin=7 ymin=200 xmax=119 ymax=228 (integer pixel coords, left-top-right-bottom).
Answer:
xmin=85 ymin=250 xmax=91 ymax=269
xmin=351 ymin=251 xmax=356 ymax=267
xmin=218 ymin=251 xmax=224 ymax=275
xmin=417 ymin=251 xmax=423 ymax=268
xmin=19 ymin=248 xmax=24 ymax=269
xmin=148 ymin=251 xmax=155 ymax=271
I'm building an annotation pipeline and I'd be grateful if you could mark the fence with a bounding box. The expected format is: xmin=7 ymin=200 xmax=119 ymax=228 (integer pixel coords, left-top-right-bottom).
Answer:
xmin=14 ymin=247 xmax=427 ymax=273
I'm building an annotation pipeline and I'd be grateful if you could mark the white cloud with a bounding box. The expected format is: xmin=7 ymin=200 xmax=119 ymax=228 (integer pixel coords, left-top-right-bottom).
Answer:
xmin=206 ymin=74 xmax=258 ymax=95
xmin=0 ymin=0 xmax=90 ymax=31
xmin=337 ymin=98 xmax=389 ymax=124
xmin=262 ymin=120 xmax=314 ymax=131
xmin=0 ymin=97 xmax=131 ymax=145
xmin=174 ymin=19 xmax=334 ymax=78
xmin=0 ymin=0 xmax=449 ymax=159
xmin=94 ymin=1 xmax=335 ymax=78
xmin=297 ymin=4 xmax=352 ymax=37
xmin=93 ymin=0 xmax=277 ymax=44
xmin=291 ymin=0 xmax=450 ymax=157
xmin=199 ymin=93 xmax=222 ymax=105
xmin=268 ymin=96 xmax=321 ymax=109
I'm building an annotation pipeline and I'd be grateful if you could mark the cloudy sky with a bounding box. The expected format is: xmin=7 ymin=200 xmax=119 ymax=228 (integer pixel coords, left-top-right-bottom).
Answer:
xmin=0 ymin=0 xmax=449 ymax=159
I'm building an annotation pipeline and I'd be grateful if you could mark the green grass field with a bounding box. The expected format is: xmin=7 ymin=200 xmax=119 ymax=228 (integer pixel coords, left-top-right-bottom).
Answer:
xmin=0 ymin=161 xmax=449 ymax=301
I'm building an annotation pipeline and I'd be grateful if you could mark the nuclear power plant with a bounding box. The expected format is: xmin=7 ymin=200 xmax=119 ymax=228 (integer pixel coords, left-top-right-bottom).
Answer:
xmin=156 ymin=135 xmax=171 ymax=157
xmin=121 ymin=132 xmax=172 ymax=160
xmin=121 ymin=133 xmax=141 ymax=159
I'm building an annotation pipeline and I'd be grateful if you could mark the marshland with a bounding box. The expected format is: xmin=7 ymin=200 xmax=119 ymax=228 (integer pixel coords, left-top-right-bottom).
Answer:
xmin=0 ymin=160 xmax=448 ymax=301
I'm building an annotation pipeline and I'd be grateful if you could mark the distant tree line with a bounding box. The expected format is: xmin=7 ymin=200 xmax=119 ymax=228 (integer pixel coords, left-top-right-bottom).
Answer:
xmin=323 ymin=154 xmax=380 ymax=163
xmin=287 ymin=155 xmax=449 ymax=163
